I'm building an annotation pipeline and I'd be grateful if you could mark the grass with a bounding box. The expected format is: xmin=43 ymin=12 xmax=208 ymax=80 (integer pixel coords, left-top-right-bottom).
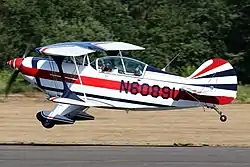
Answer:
xmin=0 ymin=69 xmax=37 ymax=94
xmin=236 ymin=85 xmax=250 ymax=103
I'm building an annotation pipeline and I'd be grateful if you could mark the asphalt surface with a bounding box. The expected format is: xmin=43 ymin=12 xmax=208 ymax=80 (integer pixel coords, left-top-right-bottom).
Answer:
xmin=1 ymin=146 xmax=250 ymax=167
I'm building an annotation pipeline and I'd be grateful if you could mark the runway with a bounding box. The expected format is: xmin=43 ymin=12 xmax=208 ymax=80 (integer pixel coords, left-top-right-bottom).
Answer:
xmin=1 ymin=146 xmax=250 ymax=167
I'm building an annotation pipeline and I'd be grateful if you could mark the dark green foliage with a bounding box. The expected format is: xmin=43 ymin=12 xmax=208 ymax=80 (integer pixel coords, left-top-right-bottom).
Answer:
xmin=0 ymin=0 xmax=250 ymax=82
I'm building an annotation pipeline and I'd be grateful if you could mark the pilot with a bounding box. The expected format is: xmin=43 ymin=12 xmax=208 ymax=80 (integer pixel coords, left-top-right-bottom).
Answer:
xmin=134 ymin=65 xmax=143 ymax=76
xmin=102 ymin=62 xmax=112 ymax=72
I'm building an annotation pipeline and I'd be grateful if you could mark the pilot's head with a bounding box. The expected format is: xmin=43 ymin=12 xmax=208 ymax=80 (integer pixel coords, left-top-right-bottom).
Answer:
xmin=102 ymin=62 xmax=112 ymax=72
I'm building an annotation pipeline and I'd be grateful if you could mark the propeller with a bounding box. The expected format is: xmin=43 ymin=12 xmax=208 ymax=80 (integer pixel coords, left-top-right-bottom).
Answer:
xmin=4 ymin=42 xmax=33 ymax=97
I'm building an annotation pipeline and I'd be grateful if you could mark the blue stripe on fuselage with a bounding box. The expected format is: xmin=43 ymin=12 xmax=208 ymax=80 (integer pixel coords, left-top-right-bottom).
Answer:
xmin=31 ymin=57 xmax=49 ymax=89
xmin=146 ymin=66 xmax=176 ymax=75
xmin=31 ymin=57 xmax=49 ymax=68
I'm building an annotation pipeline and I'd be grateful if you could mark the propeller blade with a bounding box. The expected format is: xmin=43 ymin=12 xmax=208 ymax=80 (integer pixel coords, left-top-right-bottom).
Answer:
xmin=5 ymin=36 xmax=34 ymax=96
xmin=4 ymin=70 xmax=19 ymax=97
xmin=21 ymin=36 xmax=35 ymax=58
xmin=22 ymin=43 xmax=32 ymax=58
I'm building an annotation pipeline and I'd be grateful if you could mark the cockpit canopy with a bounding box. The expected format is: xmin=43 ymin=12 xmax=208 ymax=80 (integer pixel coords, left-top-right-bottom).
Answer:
xmin=92 ymin=56 xmax=146 ymax=76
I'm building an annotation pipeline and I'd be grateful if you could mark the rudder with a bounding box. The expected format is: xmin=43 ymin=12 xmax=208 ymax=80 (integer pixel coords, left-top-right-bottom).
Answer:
xmin=187 ymin=58 xmax=237 ymax=104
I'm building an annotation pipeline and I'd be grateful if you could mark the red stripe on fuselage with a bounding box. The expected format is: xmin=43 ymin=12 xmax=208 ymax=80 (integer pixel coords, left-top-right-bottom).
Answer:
xmin=19 ymin=65 xmax=234 ymax=105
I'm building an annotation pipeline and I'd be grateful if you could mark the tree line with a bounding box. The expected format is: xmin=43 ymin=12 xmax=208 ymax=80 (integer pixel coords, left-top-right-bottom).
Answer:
xmin=0 ymin=0 xmax=250 ymax=83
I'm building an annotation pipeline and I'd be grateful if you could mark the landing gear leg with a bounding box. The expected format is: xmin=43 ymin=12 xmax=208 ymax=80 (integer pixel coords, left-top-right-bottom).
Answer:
xmin=207 ymin=105 xmax=227 ymax=122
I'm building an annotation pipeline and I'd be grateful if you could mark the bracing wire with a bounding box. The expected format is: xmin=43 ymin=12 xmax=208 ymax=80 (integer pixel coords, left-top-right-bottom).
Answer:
xmin=182 ymin=88 xmax=206 ymax=112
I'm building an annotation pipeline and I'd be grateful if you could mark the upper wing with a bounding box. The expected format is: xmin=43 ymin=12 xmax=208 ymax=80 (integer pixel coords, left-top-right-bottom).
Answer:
xmin=35 ymin=41 xmax=145 ymax=57
xmin=36 ymin=45 xmax=95 ymax=57
xmin=90 ymin=41 xmax=145 ymax=51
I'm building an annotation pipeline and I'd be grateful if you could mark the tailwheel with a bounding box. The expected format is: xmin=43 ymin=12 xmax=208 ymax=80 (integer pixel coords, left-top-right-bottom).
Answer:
xmin=220 ymin=115 xmax=227 ymax=122
xmin=207 ymin=105 xmax=227 ymax=122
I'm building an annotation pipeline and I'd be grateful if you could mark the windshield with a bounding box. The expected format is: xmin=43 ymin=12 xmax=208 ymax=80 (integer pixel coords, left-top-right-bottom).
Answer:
xmin=94 ymin=56 xmax=146 ymax=76
xmin=122 ymin=57 xmax=145 ymax=76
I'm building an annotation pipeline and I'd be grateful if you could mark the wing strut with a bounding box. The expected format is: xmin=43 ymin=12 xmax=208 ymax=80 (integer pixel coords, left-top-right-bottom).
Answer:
xmin=51 ymin=56 xmax=84 ymax=102
xmin=72 ymin=55 xmax=87 ymax=102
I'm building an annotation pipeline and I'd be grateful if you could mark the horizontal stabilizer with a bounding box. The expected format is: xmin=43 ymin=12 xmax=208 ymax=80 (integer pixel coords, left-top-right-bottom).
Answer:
xmin=182 ymin=86 xmax=213 ymax=94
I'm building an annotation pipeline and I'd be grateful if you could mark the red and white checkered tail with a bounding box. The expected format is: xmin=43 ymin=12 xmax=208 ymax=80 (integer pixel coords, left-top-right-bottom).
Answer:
xmin=187 ymin=58 xmax=237 ymax=104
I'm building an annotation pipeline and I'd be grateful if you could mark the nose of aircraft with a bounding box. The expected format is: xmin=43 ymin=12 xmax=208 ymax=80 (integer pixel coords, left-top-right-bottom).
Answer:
xmin=7 ymin=58 xmax=24 ymax=70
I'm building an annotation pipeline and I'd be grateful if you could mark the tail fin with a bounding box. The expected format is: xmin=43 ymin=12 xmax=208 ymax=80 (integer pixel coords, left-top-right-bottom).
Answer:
xmin=187 ymin=58 xmax=237 ymax=104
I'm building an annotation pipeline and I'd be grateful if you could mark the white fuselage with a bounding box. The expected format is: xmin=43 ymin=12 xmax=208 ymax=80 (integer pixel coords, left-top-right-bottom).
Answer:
xmin=20 ymin=57 xmax=236 ymax=110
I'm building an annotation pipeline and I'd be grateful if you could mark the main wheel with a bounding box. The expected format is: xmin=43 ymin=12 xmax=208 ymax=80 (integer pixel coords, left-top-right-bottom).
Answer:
xmin=220 ymin=115 xmax=227 ymax=122
xmin=36 ymin=112 xmax=44 ymax=122
xmin=41 ymin=120 xmax=55 ymax=129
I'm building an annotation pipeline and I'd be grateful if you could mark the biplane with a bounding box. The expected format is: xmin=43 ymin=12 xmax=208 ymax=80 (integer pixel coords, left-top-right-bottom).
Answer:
xmin=6 ymin=41 xmax=237 ymax=128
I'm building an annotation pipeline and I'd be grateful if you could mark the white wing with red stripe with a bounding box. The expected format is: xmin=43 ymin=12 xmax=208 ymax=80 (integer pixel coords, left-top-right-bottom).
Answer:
xmin=38 ymin=46 xmax=95 ymax=57
xmin=35 ymin=41 xmax=145 ymax=57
